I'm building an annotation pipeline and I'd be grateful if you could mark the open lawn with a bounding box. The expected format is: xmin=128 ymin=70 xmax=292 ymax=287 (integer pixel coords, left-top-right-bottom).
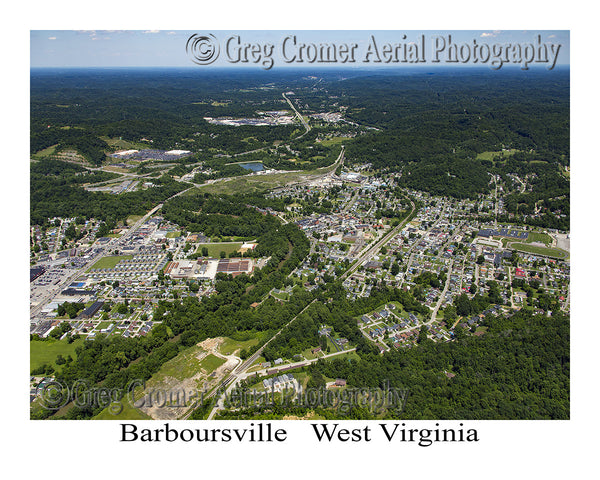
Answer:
xmin=200 ymin=354 xmax=226 ymax=372
xmin=93 ymin=395 xmax=152 ymax=420
xmin=155 ymin=345 xmax=205 ymax=381
xmin=219 ymin=336 xmax=261 ymax=356
xmin=271 ymin=291 xmax=289 ymax=301
xmin=476 ymin=149 xmax=519 ymax=161
xmin=320 ymin=136 xmax=346 ymax=147
xmin=88 ymin=255 xmax=132 ymax=271
xmin=510 ymin=243 xmax=568 ymax=259
xmin=325 ymin=350 xmax=361 ymax=362
xmin=166 ymin=231 xmax=181 ymax=238
xmin=196 ymin=242 xmax=242 ymax=258
xmin=197 ymin=164 xmax=338 ymax=195
xmin=32 ymin=144 xmax=58 ymax=159
xmin=30 ymin=338 xmax=84 ymax=373
xmin=301 ymin=347 xmax=322 ymax=360
xmin=525 ymin=231 xmax=552 ymax=245
xmin=100 ymin=136 xmax=147 ymax=151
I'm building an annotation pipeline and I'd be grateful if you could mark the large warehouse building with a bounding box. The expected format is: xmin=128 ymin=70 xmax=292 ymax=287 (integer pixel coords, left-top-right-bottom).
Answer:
xmin=164 ymin=258 xmax=254 ymax=280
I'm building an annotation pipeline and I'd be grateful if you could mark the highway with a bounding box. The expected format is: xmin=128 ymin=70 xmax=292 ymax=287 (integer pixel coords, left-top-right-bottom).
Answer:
xmin=282 ymin=92 xmax=311 ymax=137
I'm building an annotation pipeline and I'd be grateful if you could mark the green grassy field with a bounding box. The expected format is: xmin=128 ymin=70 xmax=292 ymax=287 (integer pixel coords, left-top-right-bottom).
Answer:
xmin=320 ymin=136 xmax=346 ymax=147
xmin=510 ymin=243 xmax=568 ymax=259
xmin=476 ymin=149 xmax=519 ymax=161
xmin=326 ymin=350 xmax=361 ymax=362
xmin=88 ymin=255 xmax=132 ymax=270
xmin=196 ymin=164 xmax=337 ymax=195
xmin=196 ymin=242 xmax=242 ymax=258
xmin=154 ymin=345 xmax=205 ymax=381
xmin=301 ymin=347 xmax=321 ymax=360
xmin=525 ymin=231 xmax=552 ymax=245
xmin=93 ymin=395 xmax=152 ymax=420
xmin=500 ymin=231 xmax=551 ymax=247
xmin=219 ymin=336 xmax=261 ymax=356
xmin=200 ymin=354 xmax=226 ymax=372
xmin=100 ymin=136 xmax=148 ymax=151
xmin=271 ymin=291 xmax=289 ymax=301
xmin=103 ymin=165 xmax=132 ymax=173
xmin=32 ymin=144 xmax=58 ymax=159
xmin=166 ymin=231 xmax=181 ymax=238
xmin=30 ymin=338 xmax=84 ymax=373
xmin=118 ymin=344 xmax=227 ymax=415
xmin=196 ymin=175 xmax=294 ymax=195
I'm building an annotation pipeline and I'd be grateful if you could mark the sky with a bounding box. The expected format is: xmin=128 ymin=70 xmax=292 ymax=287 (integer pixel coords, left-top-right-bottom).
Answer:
xmin=30 ymin=30 xmax=569 ymax=70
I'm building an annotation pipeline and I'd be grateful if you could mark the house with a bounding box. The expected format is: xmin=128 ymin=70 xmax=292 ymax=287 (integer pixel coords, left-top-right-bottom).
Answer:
xmin=263 ymin=374 xmax=295 ymax=392
xmin=334 ymin=379 xmax=347 ymax=387
xmin=311 ymin=347 xmax=322 ymax=354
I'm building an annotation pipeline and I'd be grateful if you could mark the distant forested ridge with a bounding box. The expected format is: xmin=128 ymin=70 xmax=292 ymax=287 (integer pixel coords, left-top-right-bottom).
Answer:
xmin=333 ymin=70 xmax=569 ymax=224
xmin=31 ymin=68 xmax=569 ymax=215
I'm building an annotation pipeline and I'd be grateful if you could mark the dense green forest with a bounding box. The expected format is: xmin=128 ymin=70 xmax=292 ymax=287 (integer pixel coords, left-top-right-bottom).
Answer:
xmin=219 ymin=308 xmax=569 ymax=420
xmin=31 ymin=68 xmax=569 ymax=220
xmin=31 ymin=69 xmax=299 ymax=154
xmin=30 ymin=160 xmax=188 ymax=225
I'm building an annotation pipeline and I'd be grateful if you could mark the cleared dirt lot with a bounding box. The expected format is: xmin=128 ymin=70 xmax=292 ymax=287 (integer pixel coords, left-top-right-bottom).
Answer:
xmin=137 ymin=337 xmax=241 ymax=420
xmin=552 ymin=233 xmax=570 ymax=252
